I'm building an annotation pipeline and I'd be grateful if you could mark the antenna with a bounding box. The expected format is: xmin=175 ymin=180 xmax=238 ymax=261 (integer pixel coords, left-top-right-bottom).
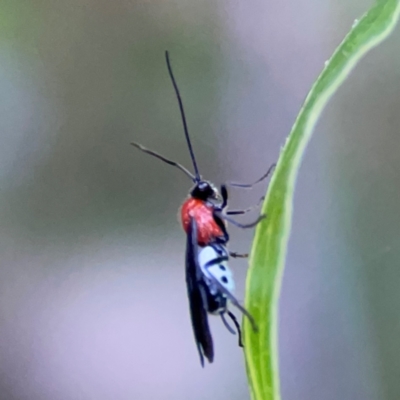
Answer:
xmin=165 ymin=51 xmax=201 ymax=182
xmin=130 ymin=141 xmax=196 ymax=181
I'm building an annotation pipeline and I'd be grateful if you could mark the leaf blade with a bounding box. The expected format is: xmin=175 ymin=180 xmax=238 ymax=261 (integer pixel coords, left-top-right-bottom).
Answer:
xmin=243 ymin=2 xmax=400 ymax=399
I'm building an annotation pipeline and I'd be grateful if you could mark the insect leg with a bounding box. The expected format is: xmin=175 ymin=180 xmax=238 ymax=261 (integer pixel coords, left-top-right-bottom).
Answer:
xmin=226 ymin=163 xmax=276 ymax=189
xmin=219 ymin=184 xmax=228 ymax=209
xmin=220 ymin=312 xmax=236 ymax=335
xmin=212 ymin=213 xmax=230 ymax=244
xmin=217 ymin=186 xmax=265 ymax=231
xmin=225 ymin=291 xmax=257 ymax=332
xmin=229 ymin=251 xmax=248 ymax=258
xmin=205 ymin=268 xmax=258 ymax=332
xmin=216 ymin=213 xmax=266 ymax=229
xmin=226 ymin=195 xmax=265 ymax=215
xmin=227 ymin=311 xmax=243 ymax=347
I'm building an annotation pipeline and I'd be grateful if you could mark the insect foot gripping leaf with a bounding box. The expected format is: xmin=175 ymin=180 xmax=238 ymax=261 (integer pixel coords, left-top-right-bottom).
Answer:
xmin=243 ymin=1 xmax=400 ymax=400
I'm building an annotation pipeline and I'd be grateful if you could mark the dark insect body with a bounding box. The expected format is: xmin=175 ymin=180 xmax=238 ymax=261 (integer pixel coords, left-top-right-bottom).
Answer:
xmin=186 ymin=217 xmax=258 ymax=365
xmin=131 ymin=51 xmax=274 ymax=366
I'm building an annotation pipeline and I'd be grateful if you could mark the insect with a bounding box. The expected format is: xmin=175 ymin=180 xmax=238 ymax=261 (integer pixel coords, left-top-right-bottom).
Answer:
xmin=131 ymin=51 xmax=274 ymax=365
xmin=131 ymin=51 xmax=274 ymax=251
xmin=186 ymin=216 xmax=258 ymax=366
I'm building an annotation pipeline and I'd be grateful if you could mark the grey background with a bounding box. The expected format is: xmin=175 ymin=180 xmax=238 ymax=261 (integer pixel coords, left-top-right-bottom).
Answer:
xmin=0 ymin=0 xmax=399 ymax=399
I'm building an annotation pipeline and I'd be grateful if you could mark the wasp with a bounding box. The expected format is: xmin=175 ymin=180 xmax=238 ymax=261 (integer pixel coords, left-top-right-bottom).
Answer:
xmin=131 ymin=51 xmax=274 ymax=365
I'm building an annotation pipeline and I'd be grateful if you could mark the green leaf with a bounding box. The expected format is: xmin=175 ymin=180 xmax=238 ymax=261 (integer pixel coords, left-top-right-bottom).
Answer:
xmin=243 ymin=1 xmax=400 ymax=399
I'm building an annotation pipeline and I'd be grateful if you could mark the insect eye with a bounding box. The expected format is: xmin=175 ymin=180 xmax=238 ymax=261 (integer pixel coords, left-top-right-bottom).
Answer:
xmin=221 ymin=276 xmax=228 ymax=284
xmin=219 ymin=265 xmax=226 ymax=271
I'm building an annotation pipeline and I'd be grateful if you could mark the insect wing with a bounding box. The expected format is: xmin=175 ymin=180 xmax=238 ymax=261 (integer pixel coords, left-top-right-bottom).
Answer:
xmin=185 ymin=217 xmax=214 ymax=366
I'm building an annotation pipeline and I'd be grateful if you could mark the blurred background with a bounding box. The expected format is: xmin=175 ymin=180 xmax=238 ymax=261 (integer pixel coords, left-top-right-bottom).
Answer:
xmin=0 ymin=0 xmax=399 ymax=399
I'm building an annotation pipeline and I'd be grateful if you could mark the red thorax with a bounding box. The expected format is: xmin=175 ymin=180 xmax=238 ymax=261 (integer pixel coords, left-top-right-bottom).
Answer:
xmin=181 ymin=198 xmax=224 ymax=246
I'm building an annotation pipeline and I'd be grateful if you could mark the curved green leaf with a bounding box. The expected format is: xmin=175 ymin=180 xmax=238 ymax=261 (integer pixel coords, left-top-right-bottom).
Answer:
xmin=243 ymin=1 xmax=400 ymax=399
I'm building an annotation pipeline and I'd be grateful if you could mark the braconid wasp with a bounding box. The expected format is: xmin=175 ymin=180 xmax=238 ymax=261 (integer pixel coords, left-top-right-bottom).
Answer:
xmin=131 ymin=51 xmax=274 ymax=366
